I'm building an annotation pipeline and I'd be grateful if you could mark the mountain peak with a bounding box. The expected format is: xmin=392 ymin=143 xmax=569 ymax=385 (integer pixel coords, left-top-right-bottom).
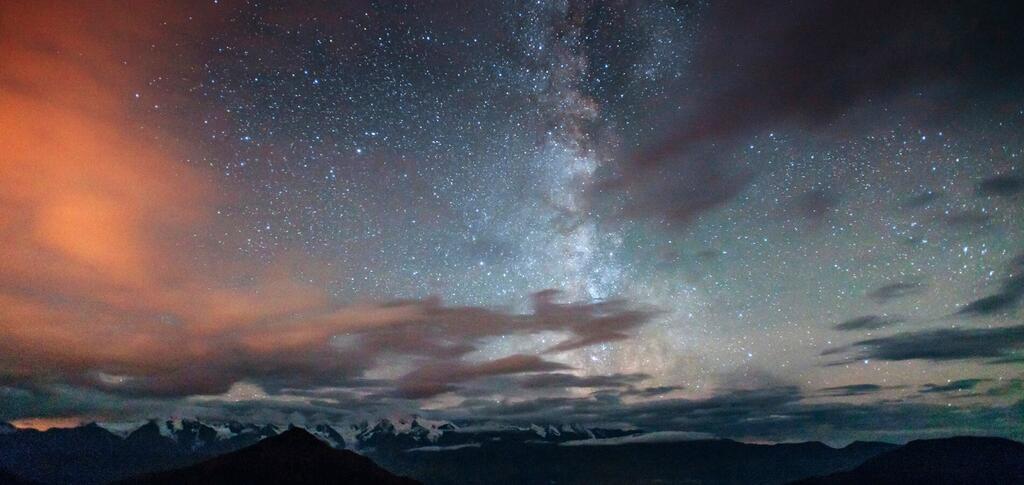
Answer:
xmin=256 ymin=426 xmax=327 ymax=450
xmin=121 ymin=425 xmax=420 ymax=484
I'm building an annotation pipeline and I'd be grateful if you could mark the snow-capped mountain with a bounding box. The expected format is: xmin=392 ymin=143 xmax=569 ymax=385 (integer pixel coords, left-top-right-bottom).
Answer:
xmin=129 ymin=419 xmax=220 ymax=451
xmin=0 ymin=417 xmax=928 ymax=485
xmin=0 ymin=417 xmax=667 ymax=485
xmin=94 ymin=418 xmax=393 ymax=452
xmin=310 ymin=423 xmax=346 ymax=449
xmin=352 ymin=417 xmax=458 ymax=448
xmin=97 ymin=418 xmax=283 ymax=457
xmin=91 ymin=416 xmax=461 ymax=452
xmin=215 ymin=421 xmax=281 ymax=441
xmin=7 ymin=416 xmax=637 ymax=457
xmin=95 ymin=420 xmax=147 ymax=438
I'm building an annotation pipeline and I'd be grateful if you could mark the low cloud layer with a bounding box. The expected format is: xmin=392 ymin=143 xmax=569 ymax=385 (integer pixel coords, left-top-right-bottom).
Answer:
xmin=441 ymin=384 xmax=1023 ymax=443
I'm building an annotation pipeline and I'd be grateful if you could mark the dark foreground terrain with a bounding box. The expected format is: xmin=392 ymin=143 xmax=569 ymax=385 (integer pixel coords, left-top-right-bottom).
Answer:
xmin=1 ymin=419 xmax=1022 ymax=485
xmin=792 ymin=436 xmax=1024 ymax=485
xmin=372 ymin=439 xmax=897 ymax=485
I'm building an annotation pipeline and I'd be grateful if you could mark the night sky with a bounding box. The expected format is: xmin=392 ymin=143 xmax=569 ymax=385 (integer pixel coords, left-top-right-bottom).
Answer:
xmin=1 ymin=0 xmax=1022 ymax=443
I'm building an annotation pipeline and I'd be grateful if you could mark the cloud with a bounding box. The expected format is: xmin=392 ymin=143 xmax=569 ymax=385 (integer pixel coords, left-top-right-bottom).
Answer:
xmin=519 ymin=373 xmax=650 ymax=390
xmin=830 ymin=325 xmax=1024 ymax=362
xmin=0 ymin=284 xmax=656 ymax=401
xmin=956 ymin=293 xmax=1021 ymax=317
xmin=1013 ymin=253 xmax=1024 ymax=271
xmin=819 ymin=384 xmax=885 ymax=397
xmin=834 ymin=315 xmax=903 ymax=332
xmin=868 ymin=282 xmax=927 ymax=304
xmin=984 ymin=378 xmax=1024 ymax=397
xmin=610 ymin=0 xmax=1024 ymax=223
xmin=902 ymin=190 xmax=944 ymax=209
xmin=652 ymin=0 xmax=1024 ymax=161
xmin=531 ymin=290 xmax=660 ymax=353
xmin=920 ymin=379 xmax=991 ymax=394
xmin=445 ymin=384 xmax=1024 ymax=443
xmin=0 ymin=1 xmax=659 ymax=418
xmin=181 ymin=381 xmax=1017 ymax=442
xmin=0 ymin=383 xmax=171 ymax=423
xmin=791 ymin=189 xmax=841 ymax=227
xmin=560 ymin=431 xmax=714 ymax=446
xmin=977 ymin=174 xmax=1024 ymax=197
xmin=613 ymin=156 xmax=754 ymax=225
xmin=987 ymin=356 xmax=1024 ymax=365
xmin=393 ymin=355 xmax=573 ymax=399
xmin=940 ymin=210 xmax=994 ymax=230
xmin=956 ymin=274 xmax=1024 ymax=317
xmin=620 ymin=386 xmax=683 ymax=398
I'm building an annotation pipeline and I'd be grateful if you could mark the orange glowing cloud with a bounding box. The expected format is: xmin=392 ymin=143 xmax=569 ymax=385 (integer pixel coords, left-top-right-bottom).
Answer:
xmin=0 ymin=2 xmax=655 ymax=420
xmin=10 ymin=417 xmax=84 ymax=431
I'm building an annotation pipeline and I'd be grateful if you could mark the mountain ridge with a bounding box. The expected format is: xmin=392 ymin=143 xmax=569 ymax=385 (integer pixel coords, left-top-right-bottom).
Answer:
xmin=791 ymin=436 xmax=1024 ymax=485
xmin=3 ymin=419 xmax=1020 ymax=484
xmin=118 ymin=427 xmax=420 ymax=485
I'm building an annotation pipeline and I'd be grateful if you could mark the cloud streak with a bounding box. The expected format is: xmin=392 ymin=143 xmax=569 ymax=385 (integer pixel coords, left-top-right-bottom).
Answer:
xmin=868 ymin=282 xmax=927 ymax=304
xmin=828 ymin=325 xmax=1024 ymax=363
xmin=834 ymin=315 xmax=904 ymax=332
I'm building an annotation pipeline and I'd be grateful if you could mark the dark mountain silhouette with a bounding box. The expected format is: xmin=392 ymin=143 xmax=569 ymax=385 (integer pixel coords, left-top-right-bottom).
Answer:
xmin=0 ymin=420 xmax=899 ymax=485
xmin=122 ymin=422 xmax=176 ymax=450
xmin=792 ymin=436 xmax=1024 ymax=485
xmin=123 ymin=419 xmax=277 ymax=456
xmin=5 ymin=419 xmax=1020 ymax=485
xmin=0 ymin=423 xmax=139 ymax=485
xmin=119 ymin=427 xmax=420 ymax=485
xmin=0 ymin=420 xmax=279 ymax=484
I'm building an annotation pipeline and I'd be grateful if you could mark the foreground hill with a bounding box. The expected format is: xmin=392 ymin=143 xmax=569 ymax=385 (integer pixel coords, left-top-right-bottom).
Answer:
xmin=372 ymin=438 xmax=898 ymax=485
xmin=792 ymin=436 xmax=1024 ymax=485
xmin=119 ymin=428 xmax=420 ymax=485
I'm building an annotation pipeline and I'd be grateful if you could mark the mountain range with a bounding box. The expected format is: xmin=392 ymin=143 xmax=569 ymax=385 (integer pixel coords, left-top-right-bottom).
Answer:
xmin=1 ymin=418 xmax=1022 ymax=484
xmin=0 ymin=417 xmax=641 ymax=484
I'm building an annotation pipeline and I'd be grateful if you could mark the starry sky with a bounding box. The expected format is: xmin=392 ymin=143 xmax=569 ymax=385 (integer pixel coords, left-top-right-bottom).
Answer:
xmin=1 ymin=0 xmax=1022 ymax=443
